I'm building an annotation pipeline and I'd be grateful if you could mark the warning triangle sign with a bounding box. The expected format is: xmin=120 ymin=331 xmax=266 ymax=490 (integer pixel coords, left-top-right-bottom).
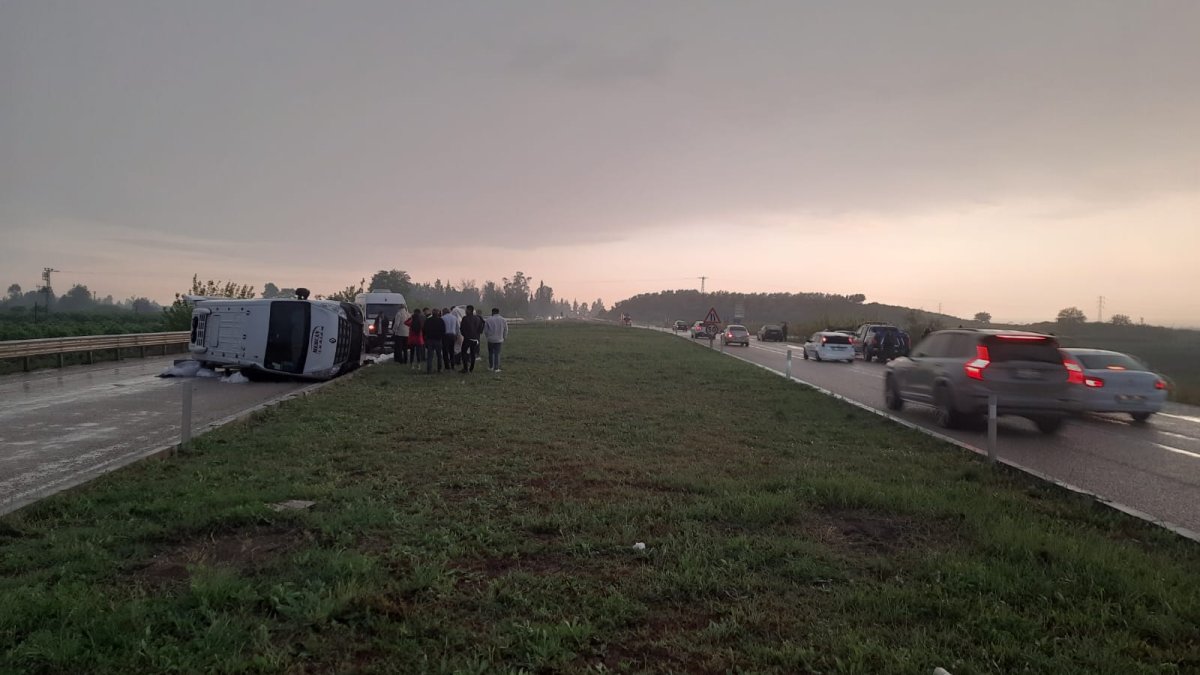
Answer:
xmin=703 ymin=307 xmax=721 ymax=324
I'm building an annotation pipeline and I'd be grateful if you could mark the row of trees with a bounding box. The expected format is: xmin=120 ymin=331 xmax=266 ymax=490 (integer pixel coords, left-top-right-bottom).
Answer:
xmin=3 ymin=282 xmax=160 ymax=315
xmin=1056 ymin=307 xmax=1137 ymax=326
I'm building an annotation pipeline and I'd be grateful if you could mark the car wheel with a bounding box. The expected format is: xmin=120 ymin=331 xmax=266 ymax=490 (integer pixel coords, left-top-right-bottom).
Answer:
xmin=802 ymin=349 xmax=809 ymax=360
xmin=1034 ymin=416 xmax=1064 ymax=434
xmin=862 ymin=348 xmax=872 ymax=363
xmin=815 ymin=352 xmax=822 ymax=362
xmin=933 ymin=386 xmax=960 ymax=429
xmin=884 ymin=375 xmax=904 ymax=411
xmin=1131 ymin=412 xmax=1152 ymax=423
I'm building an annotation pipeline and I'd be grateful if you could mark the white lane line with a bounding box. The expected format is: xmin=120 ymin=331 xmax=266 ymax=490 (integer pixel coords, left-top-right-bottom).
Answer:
xmin=1152 ymin=442 xmax=1200 ymax=461
xmin=1159 ymin=413 xmax=1200 ymax=425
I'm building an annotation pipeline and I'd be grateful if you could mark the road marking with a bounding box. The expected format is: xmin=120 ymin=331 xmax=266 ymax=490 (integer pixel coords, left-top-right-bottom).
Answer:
xmin=1159 ymin=413 xmax=1200 ymax=425
xmin=1152 ymin=442 xmax=1200 ymax=461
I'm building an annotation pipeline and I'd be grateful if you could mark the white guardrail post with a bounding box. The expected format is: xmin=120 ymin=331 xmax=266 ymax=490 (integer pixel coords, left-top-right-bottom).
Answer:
xmin=786 ymin=348 xmax=792 ymax=379
xmin=181 ymin=379 xmax=194 ymax=448
xmin=987 ymin=394 xmax=998 ymax=461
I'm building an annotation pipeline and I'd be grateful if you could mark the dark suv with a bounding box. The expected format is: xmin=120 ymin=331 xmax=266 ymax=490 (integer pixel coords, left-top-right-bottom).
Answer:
xmin=854 ymin=323 xmax=909 ymax=362
xmin=757 ymin=324 xmax=784 ymax=342
xmin=883 ymin=329 xmax=1073 ymax=434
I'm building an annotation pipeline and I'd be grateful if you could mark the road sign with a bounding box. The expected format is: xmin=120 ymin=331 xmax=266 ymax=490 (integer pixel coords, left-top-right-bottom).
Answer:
xmin=703 ymin=307 xmax=721 ymax=324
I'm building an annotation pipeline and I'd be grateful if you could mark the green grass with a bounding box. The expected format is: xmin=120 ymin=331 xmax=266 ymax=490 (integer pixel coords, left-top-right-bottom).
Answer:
xmin=1 ymin=323 xmax=1198 ymax=673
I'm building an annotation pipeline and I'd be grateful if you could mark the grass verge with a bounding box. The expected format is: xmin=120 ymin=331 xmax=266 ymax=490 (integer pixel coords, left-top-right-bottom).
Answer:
xmin=2 ymin=323 xmax=1198 ymax=673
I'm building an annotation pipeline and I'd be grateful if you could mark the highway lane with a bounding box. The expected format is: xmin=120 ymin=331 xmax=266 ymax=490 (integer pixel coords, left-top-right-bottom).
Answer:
xmin=668 ymin=329 xmax=1200 ymax=536
xmin=0 ymin=357 xmax=309 ymax=515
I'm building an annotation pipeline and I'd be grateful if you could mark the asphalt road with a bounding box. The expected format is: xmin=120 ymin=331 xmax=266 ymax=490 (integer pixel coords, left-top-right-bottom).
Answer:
xmin=0 ymin=357 xmax=309 ymax=515
xmin=667 ymin=328 xmax=1200 ymax=537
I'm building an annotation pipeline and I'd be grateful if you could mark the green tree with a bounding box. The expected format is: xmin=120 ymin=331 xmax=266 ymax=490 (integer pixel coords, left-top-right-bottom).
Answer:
xmin=847 ymin=293 xmax=866 ymax=303
xmin=326 ymin=279 xmax=365 ymax=303
xmin=1056 ymin=306 xmax=1087 ymax=325
xmin=262 ymin=282 xmax=281 ymax=298
xmin=973 ymin=312 xmax=991 ymax=325
xmin=6 ymin=284 xmax=20 ymax=301
xmin=1110 ymin=313 xmax=1133 ymax=326
xmin=58 ymin=284 xmax=95 ymax=312
xmin=502 ymin=272 xmax=531 ymax=317
xmin=367 ymin=270 xmax=412 ymax=294
xmin=162 ymin=274 xmax=256 ymax=330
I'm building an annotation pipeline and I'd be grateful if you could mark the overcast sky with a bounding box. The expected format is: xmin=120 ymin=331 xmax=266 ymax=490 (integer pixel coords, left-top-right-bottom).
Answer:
xmin=2 ymin=1 xmax=1197 ymax=324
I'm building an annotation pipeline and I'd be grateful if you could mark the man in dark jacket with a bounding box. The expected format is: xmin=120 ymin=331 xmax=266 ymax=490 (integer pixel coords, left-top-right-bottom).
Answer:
xmin=422 ymin=308 xmax=445 ymax=373
xmin=458 ymin=305 xmax=486 ymax=373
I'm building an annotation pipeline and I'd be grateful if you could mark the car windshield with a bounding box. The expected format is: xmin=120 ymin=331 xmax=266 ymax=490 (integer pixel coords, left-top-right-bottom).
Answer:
xmin=366 ymin=303 xmax=400 ymax=321
xmin=264 ymin=301 xmax=311 ymax=374
xmin=1076 ymin=352 xmax=1145 ymax=371
xmin=728 ymin=326 xmax=748 ymax=334
xmin=823 ymin=334 xmax=851 ymax=344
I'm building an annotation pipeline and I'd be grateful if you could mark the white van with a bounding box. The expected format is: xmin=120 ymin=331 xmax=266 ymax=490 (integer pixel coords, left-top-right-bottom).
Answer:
xmin=354 ymin=290 xmax=407 ymax=353
xmin=188 ymin=295 xmax=365 ymax=380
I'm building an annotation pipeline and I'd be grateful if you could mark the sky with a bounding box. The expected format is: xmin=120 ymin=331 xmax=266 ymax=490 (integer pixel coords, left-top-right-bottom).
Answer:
xmin=1 ymin=0 xmax=1197 ymax=325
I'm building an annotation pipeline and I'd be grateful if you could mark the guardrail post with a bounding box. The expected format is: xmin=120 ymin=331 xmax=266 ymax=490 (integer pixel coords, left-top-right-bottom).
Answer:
xmin=58 ymin=353 xmax=64 ymax=368
xmin=87 ymin=350 xmax=93 ymax=365
xmin=786 ymin=349 xmax=792 ymax=379
xmin=140 ymin=346 xmax=146 ymax=358
xmin=987 ymin=394 xmax=997 ymax=461
xmin=181 ymin=379 xmax=194 ymax=448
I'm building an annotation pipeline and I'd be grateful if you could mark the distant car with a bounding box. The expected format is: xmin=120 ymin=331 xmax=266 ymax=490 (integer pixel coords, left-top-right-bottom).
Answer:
xmin=803 ymin=331 xmax=855 ymax=362
xmin=1060 ymin=348 xmax=1168 ymax=422
xmin=673 ymin=320 xmax=688 ymax=332
xmin=884 ymin=329 xmax=1074 ymax=434
xmin=690 ymin=321 xmax=709 ymax=339
xmin=854 ymin=323 xmax=910 ymax=362
xmin=722 ymin=324 xmax=750 ymax=346
xmin=757 ymin=324 xmax=784 ymax=342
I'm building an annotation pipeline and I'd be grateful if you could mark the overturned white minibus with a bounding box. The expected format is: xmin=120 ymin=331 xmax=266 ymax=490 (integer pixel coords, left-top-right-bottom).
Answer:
xmin=187 ymin=294 xmax=365 ymax=380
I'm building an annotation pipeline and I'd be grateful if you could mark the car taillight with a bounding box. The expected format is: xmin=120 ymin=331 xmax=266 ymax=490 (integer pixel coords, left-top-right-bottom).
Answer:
xmin=964 ymin=344 xmax=989 ymax=380
xmin=1084 ymin=376 xmax=1105 ymax=388
xmin=1155 ymin=380 xmax=1167 ymax=390
xmin=368 ymin=324 xmax=377 ymax=332
xmin=820 ymin=336 xmax=827 ymax=344
xmin=1063 ymin=356 xmax=1084 ymax=385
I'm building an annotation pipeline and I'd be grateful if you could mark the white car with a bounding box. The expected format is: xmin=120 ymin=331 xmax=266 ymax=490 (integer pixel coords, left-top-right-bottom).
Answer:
xmin=1060 ymin=348 xmax=1168 ymax=422
xmin=803 ymin=331 xmax=855 ymax=362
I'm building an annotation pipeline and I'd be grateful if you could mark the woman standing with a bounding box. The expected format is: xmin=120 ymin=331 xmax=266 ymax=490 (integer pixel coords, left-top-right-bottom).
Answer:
xmin=407 ymin=307 xmax=425 ymax=369
xmin=393 ymin=304 xmax=411 ymax=364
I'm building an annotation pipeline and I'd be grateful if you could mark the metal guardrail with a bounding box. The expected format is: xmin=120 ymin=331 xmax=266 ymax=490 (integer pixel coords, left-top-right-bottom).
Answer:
xmin=0 ymin=332 xmax=190 ymax=370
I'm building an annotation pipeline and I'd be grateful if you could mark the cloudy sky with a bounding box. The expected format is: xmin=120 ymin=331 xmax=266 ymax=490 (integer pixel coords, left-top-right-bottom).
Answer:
xmin=2 ymin=1 xmax=1197 ymax=324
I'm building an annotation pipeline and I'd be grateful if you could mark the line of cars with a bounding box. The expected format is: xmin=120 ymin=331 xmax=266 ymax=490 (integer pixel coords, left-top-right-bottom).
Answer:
xmin=882 ymin=328 xmax=1169 ymax=433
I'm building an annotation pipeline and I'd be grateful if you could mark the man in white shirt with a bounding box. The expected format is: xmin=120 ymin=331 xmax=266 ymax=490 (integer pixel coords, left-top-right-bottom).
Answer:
xmin=483 ymin=308 xmax=509 ymax=372
xmin=440 ymin=307 xmax=461 ymax=371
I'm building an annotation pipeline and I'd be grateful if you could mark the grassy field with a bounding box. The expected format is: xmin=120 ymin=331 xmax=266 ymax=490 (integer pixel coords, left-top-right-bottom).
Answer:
xmin=2 ymin=323 xmax=1198 ymax=673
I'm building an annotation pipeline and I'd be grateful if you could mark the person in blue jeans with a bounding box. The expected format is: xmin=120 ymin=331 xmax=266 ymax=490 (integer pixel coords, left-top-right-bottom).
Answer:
xmin=483 ymin=308 xmax=509 ymax=372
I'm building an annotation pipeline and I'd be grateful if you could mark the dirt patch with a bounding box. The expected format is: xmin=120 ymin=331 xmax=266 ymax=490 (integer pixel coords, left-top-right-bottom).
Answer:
xmin=132 ymin=528 xmax=308 ymax=584
xmin=803 ymin=509 xmax=959 ymax=557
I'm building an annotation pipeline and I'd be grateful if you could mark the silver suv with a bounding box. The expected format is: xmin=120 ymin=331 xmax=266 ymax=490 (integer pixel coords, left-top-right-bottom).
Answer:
xmin=883 ymin=329 xmax=1073 ymax=434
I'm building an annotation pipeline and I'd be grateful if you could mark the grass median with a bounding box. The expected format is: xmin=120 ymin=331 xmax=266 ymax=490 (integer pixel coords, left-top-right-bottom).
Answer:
xmin=2 ymin=322 xmax=1198 ymax=673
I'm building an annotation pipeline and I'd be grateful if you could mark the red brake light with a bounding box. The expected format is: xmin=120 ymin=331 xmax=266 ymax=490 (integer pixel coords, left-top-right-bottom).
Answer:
xmin=368 ymin=324 xmax=377 ymax=332
xmin=996 ymin=334 xmax=1048 ymax=341
xmin=964 ymin=344 xmax=990 ymax=380
xmin=1063 ymin=356 xmax=1084 ymax=385
xmin=1084 ymin=376 xmax=1105 ymax=388
xmin=1155 ymin=380 xmax=1167 ymax=390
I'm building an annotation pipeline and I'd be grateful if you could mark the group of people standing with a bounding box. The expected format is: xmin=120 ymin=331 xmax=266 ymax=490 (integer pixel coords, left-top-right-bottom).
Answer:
xmin=390 ymin=305 xmax=509 ymax=374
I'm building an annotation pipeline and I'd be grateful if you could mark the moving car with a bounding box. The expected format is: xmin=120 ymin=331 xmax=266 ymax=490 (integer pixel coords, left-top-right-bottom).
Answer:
xmin=674 ymin=320 xmax=688 ymax=332
xmin=1060 ymin=348 xmax=1169 ymax=422
xmin=690 ymin=321 xmax=709 ymax=338
xmin=757 ymin=324 xmax=784 ymax=342
xmin=803 ymin=331 xmax=855 ymax=362
xmin=883 ymin=329 xmax=1073 ymax=434
xmin=188 ymin=292 xmax=365 ymax=380
xmin=722 ymin=324 xmax=750 ymax=346
xmin=854 ymin=323 xmax=910 ymax=362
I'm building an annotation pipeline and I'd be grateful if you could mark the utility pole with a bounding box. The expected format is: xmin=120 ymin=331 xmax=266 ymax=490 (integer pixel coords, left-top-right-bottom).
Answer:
xmin=699 ymin=276 xmax=707 ymax=294
xmin=1097 ymin=296 xmax=1105 ymax=323
xmin=38 ymin=267 xmax=59 ymax=314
